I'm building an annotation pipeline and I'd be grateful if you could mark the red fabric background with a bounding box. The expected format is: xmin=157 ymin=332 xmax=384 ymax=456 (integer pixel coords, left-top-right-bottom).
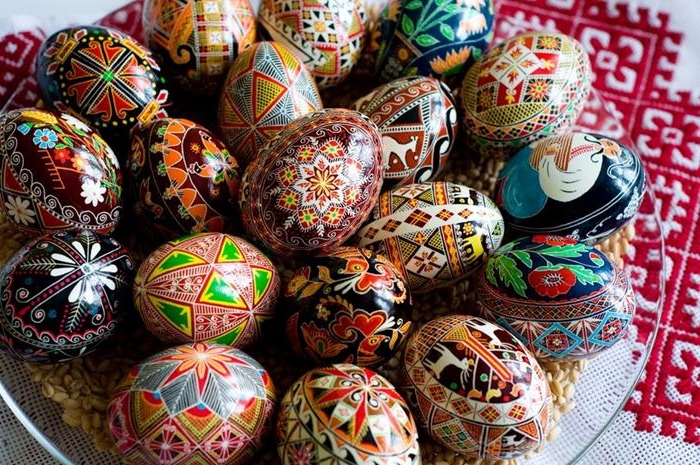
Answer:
xmin=0 ymin=0 xmax=696 ymax=449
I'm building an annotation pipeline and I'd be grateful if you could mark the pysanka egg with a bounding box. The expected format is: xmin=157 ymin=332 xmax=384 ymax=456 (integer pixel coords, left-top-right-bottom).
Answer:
xmin=371 ymin=0 xmax=495 ymax=88
xmin=127 ymin=117 xmax=241 ymax=241
xmin=476 ymin=235 xmax=637 ymax=360
xmin=239 ymin=108 xmax=384 ymax=258
xmin=217 ymin=41 xmax=323 ymax=166
xmin=399 ymin=314 xmax=552 ymax=460
xmin=276 ymin=364 xmax=420 ymax=465
xmin=36 ymin=25 xmax=169 ymax=157
xmin=258 ymin=0 xmax=366 ymax=88
xmin=460 ymin=31 xmax=592 ymax=158
xmin=142 ymin=0 xmax=257 ymax=95
xmin=108 ymin=342 xmax=276 ymax=465
xmin=495 ymin=132 xmax=646 ymax=244
xmin=133 ymin=233 xmax=280 ymax=348
xmin=0 ymin=230 xmax=134 ymax=362
xmin=0 ymin=108 xmax=122 ymax=236
xmin=352 ymin=76 xmax=459 ymax=189
xmin=284 ymin=246 xmax=413 ymax=367
xmin=354 ymin=181 xmax=504 ymax=294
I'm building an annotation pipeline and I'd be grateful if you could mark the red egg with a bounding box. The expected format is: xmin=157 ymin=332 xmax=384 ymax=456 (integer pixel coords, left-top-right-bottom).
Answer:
xmin=239 ymin=108 xmax=384 ymax=258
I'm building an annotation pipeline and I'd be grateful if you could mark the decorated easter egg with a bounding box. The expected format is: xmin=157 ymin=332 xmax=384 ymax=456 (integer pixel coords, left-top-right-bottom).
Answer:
xmin=142 ymin=0 xmax=257 ymax=95
xmin=258 ymin=0 xmax=366 ymax=88
xmin=476 ymin=235 xmax=637 ymax=360
xmin=277 ymin=364 xmax=419 ymax=464
xmin=371 ymin=0 xmax=495 ymax=88
xmin=399 ymin=314 xmax=551 ymax=459
xmin=352 ymin=76 xmax=459 ymax=189
xmin=127 ymin=118 xmax=241 ymax=241
xmin=108 ymin=342 xmax=276 ymax=465
xmin=36 ymin=25 xmax=169 ymax=156
xmin=0 ymin=230 xmax=134 ymax=363
xmin=133 ymin=233 xmax=280 ymax=348
xmin=495 ymin=132 xmax=646 ymax=244
xmin=284 ymin=246 xmax=413 ymax=367
xmin=239 ymin=108 xmax=383 ymax=258
xmin=0 ymin=108 xmax=122 ymax=236
xmin=217 ymin=41 xmax=323 ymax=166
xmin=354 ymin=181 xmax=504 ymax=294
xmin=460 ymin=31 xmax=592 ymax=159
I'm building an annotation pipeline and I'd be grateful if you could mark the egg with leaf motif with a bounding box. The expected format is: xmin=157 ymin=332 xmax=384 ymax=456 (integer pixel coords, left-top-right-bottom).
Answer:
xmin=475 ymin=235 xmax=637 ymax=360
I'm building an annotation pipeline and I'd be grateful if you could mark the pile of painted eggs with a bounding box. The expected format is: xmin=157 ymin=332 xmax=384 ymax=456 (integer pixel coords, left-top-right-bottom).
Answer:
xmin=0 ymin=0 xmax=648 ymax=463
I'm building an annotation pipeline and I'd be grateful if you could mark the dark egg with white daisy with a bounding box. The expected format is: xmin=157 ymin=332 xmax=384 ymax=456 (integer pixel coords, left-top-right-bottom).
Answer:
xmin=0 ymin=229 xmax=134 ymax=363
xmin=0 ymin=108 xmax=122 ymax=236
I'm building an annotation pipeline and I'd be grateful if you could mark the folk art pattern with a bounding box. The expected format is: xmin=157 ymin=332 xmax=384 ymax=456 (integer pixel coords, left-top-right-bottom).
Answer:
xmin=133 ymin=233 xmax=280 ymax=348
xmin=0 ymin=108 xmax=122 ymax=235
xmin=108 ymin=342 xmax=276 ymax=465
xmin=0 ymin=230 xmax=134 ymax=362
xmin=276 ymin=364 xmax=420 ymax=465
xmin=217 ymin=41 xmax=323 ymax=166
xmin=142 ymin=0 xmax=257 ymax=95
xmin=399 ymin=315 xmax=551 ymax=459
xmin=284 ymin=246 xmax=413 ymax=367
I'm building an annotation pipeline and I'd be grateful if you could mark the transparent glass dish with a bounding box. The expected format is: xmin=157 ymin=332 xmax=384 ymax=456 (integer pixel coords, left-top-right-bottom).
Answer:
xmin=0 ymin=8 xmax=665 ymax=465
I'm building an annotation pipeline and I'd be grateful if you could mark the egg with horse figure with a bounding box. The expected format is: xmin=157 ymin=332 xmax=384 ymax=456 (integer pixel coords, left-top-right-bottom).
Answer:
xmin=108 ymin=342 xmax=276 ymax=465
xmin=352 ymin=76 xmax=459 ymax=190
xmin=284 ymin=246 xmax=413 ymax=367
xmin=36 ymin=25 xmax=169 ymax=159
xmin=494 ymin=132 xmax=646 ymax=244
xmin=258 ymin=0 xmax=366 ymax=88
xmin=399 ymin=314 xmax=552 ymax=460
xmin=276 ymin=364 xmax=419 ymax=465
xmin=460 ymin=31 xmax=592 ymax=159
xmin=354 ymin=181 xmax=504 ymax=294
xmin=217 ymin=41 xmax=323 ymax=166
xmin=475 ymin=235 xmax=637 ymax=360
xmin=370 ymin=0 xmax=495 ymax=89
xmin=0 ymin=108 xmax=122 ymax=236
xmin=142 ymin=0 xmax=257 ymax=95
xmin=0 ymin=230 xmax=134 ymax=363
xmin=127 ymin=117 xmax=241 ymax=242
xmin=239 ymin=108 xmax=384 ymax=258
xmin=133 ymin=233 xmax=280 ymax=348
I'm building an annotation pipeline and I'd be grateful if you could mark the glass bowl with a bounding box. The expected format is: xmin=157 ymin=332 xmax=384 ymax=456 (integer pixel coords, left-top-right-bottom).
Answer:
xmin=0 ymin=6 xmax=665 ymax=465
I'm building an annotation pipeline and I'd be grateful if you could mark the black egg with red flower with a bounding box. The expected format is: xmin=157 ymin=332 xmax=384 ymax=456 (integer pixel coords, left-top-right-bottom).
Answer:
xmin=475 ymin=234 xmax=636 ymax=361
xmin=284 ymin=246 xmax=413 ymax=367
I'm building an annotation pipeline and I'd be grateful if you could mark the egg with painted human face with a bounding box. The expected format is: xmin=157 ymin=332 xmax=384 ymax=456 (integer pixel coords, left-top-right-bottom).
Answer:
xmin=398 ymin=314 xmax=552 ymax=460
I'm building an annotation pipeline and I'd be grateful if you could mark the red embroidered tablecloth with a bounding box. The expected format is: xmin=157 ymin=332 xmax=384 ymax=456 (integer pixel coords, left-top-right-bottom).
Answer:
xmin=0 ymin=0 xmax=697 ymax=463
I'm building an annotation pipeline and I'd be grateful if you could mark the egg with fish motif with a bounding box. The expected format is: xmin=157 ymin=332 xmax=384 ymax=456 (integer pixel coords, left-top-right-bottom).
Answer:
xmin=239 ymin=108 xmax=383 ymax=258
xmin=475 ymin=235 xmax=637 ymax=360
xmin=258 ymin=0 xmax=366 ymax=88
xmin=108 ymin=342 xmax=276 ymax=465
xmin=0 ymin=108 xmax=122 ymax=236
xmin=284 ymin=246 xmax=413 ymax=367
xmin=133 ymin=233 xmax=280 ymax=348
xmin=36 ymin=25 xmax=169 ymax=159
xmin=354 ymin=181 xmax=504 ymax=294
xmin=494 ymin=132 xmax=646 ymax=244
xmin=0 ymin=230 xmax=134 ymax=363
xmin=460 ymin=31 xmax=592 ymax=159
xmin=127 ymin=117 xmax=241 ymax=242
xmin=352 ymin=76 xmax=459 ymax=190
xmin=142 ymin=0 xmax=257 ymax=95
xmin=276 ymin=364 xmax=420 ymax=465
xmin=217 ymin=41 xmax=323 ymax=166
xmin=399 ymin=314 xmax=552 ymax=460
xmin=370 ymin=0 xmax=495 ymax=89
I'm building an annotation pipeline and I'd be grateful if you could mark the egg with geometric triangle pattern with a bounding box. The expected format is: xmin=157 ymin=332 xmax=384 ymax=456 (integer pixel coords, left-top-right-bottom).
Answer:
xmin=133 ymin=232 xmax=280 ymax=348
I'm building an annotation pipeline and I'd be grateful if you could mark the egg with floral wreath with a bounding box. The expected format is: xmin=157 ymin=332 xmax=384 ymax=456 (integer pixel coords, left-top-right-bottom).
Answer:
xmin=475 ymin=235 xmax=637 ymax=360
xmin=0 ymin=108 xmax=122 ymax=236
